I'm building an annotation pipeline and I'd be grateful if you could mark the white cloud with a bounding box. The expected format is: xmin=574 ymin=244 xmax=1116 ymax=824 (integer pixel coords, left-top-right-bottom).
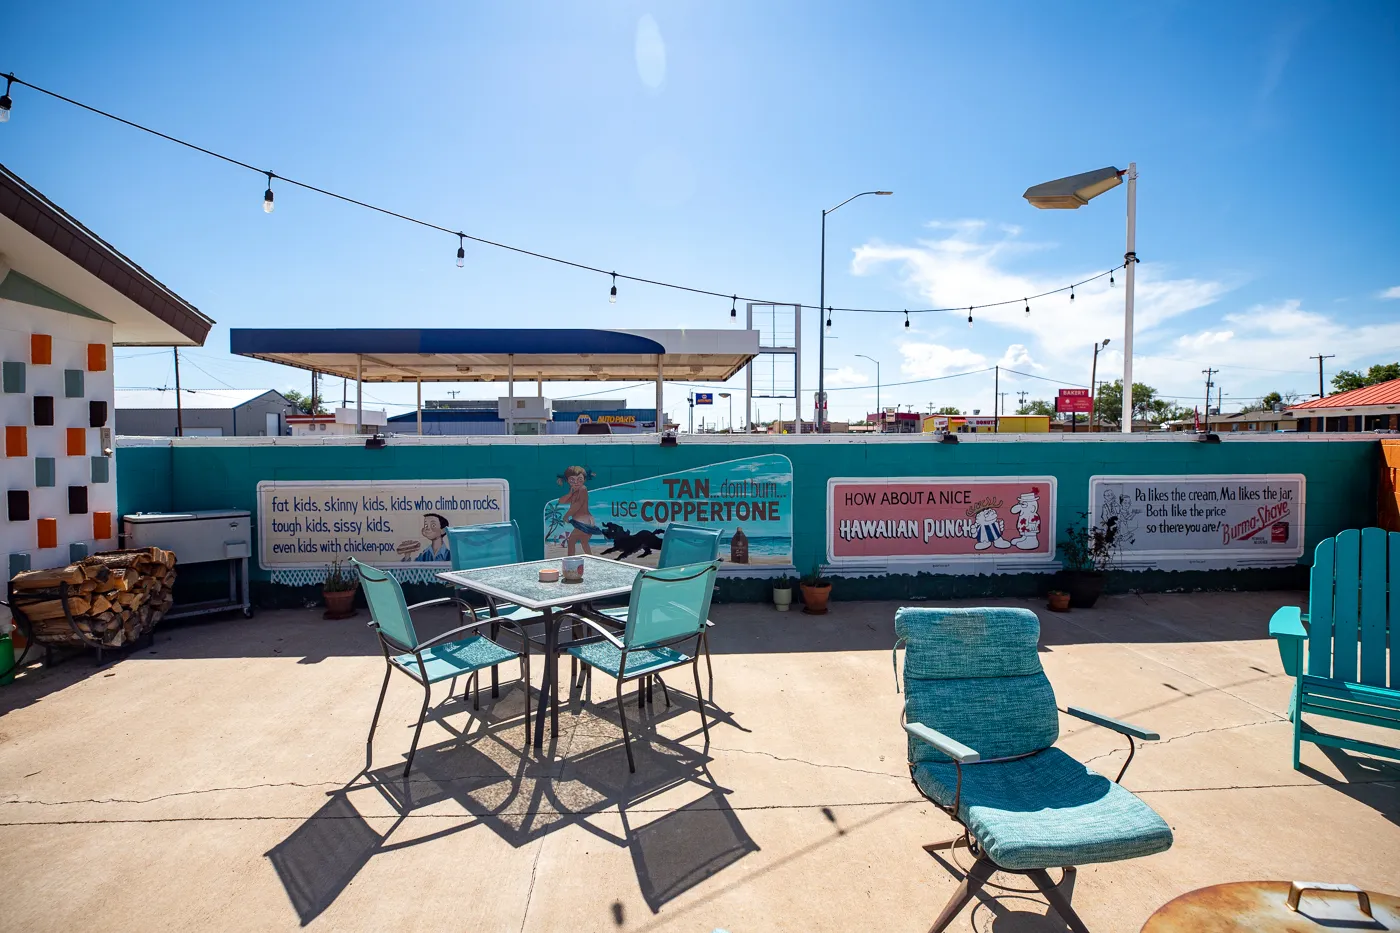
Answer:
xmin=1381 ymin=286 xmax=1400 ymax=300
xmin=635 ymin=15 xmax=666 ymax=91
xmin=898 ymin=341 xmax=988 ymax=379
xmin=824 ymin=366 xmax=868 ymax=388
xmin=997 ymin=344 xmax=1036 ymax=369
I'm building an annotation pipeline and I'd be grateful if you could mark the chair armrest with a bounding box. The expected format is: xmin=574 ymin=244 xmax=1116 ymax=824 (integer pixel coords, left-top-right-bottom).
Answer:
xmin=570 ymin=613 xmax=626 ymax=649
xmin=406 ymin=596 xmax=459 ymax=613
xmin=904 ymin=722 xmax=980 ymax=764
xmin=416 ymin=619 xmax=498 ymax=650
xmin=1269 ymin=606 xmax=1306 ymax=677
xmin=1065 ymin=706 xmax=1160 ymax=741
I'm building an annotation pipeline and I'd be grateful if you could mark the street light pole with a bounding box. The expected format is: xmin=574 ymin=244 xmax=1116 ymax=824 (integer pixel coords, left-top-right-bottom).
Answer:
xmin=719 ymin=392 xmax=733 ymax=432
xmin=1090 ymin=338 xmax=1110 ymax=432
xmin=820 ymin=190 xmax=891 ymax=434
xmin=855 ymin=353 xmax=880 ymax=430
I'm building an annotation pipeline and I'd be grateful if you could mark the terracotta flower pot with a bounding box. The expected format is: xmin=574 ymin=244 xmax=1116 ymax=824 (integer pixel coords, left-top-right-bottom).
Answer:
xmin=800 ymin=583 xmax=832 ymax=615
xmin=323 ymin=587 xmax=357 ymax=620
xmin=1047 ymin=590 xmax=1071 ymax=612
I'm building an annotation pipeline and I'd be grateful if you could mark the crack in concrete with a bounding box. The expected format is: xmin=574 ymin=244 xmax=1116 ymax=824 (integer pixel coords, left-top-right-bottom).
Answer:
xmin=707 ymin=745 xmax=906 ymax=779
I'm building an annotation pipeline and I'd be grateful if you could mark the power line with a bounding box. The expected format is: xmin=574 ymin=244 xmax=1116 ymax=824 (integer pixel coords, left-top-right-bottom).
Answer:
xmin=3 ymin=71 xmax=1123 ymax=318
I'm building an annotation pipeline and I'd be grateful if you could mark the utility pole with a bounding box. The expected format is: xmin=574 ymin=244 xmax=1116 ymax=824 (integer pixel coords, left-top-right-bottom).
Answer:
xmin=1202 ymin=368 xmax=1218 ymax=434
xmin=1309 ymin=354 xmax=1334 ymax=400
xmin=994 ymin=365 xmax=1000 ymax=433
xmin=688 ymin=392 xmax=695 ymax=434
xmin=1016 ymin=390 xmax=1028 ymax=410
xmin=172 ymin=347 xmax=183 ymax=438
xmin=999 ymin=392 xmax=1008 ymax=415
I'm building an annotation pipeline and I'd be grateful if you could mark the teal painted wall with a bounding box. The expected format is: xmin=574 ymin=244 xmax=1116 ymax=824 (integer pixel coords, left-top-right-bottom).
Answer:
xmin=117 ymin=438 xmax=1379 ymax=587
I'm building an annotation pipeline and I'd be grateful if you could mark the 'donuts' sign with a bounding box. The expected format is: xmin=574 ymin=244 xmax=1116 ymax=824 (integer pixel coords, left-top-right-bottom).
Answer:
xmin=827 ymin=476 xmax=1057 ymax=563
xmin=257 ymin=479 xmax=509 ymax=570
xmin=1088 ymin=474 xmax=1305 ymax=567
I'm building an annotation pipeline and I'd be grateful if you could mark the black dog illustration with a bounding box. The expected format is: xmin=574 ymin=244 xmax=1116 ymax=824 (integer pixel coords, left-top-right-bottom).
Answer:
xmin=599 ymin=522 xmax=666 ymax=560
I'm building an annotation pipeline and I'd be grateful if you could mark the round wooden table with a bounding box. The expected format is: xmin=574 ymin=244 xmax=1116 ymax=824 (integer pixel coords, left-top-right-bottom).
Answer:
xmin=1142 ymin=881 xmax=1400 ymax=931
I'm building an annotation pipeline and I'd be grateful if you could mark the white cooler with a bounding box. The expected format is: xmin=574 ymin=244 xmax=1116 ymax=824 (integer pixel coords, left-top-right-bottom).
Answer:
xmin=122 ymin=510 xmax=253 ymax=619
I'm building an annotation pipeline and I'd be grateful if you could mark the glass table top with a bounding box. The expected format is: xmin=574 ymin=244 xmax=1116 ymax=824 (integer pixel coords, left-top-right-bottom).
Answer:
xmin=437 ymin=555 xmax=642 ymax=609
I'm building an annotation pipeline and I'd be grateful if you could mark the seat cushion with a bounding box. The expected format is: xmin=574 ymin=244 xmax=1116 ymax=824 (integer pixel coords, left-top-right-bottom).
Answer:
xmin=565 ymin=640 xmax=690 ymax=679
xmin=391 ymin=635 xmax=519 ymax=684
xmin=913 ymin=748 xmax=1173 ymax=870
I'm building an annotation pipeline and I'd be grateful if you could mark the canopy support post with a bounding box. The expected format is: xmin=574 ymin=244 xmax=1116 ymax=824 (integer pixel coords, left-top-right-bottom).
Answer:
xmin=656 ymin=355 xmax=664 ymax=434
xmin=507 ymin=353 xmax=515 ymax=436
xmin=416 ymin=376 xmax=422 ymax=435
xmin=356 ymin=354 xmax=363 ymax=433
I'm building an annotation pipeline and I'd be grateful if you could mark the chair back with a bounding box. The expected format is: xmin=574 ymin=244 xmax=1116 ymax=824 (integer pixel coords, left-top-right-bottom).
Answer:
xmin=353 ymin=559 xmax=418 ymax=649
xmin=1307 ymin=528 xmax=1400 ymax=688
xmin=896 ymin=607 xmax=1058 ymax=762
xmin=623 ymin=560 xmax=720 ymax=650
xmin=658 ymin=523 xmax=721 ymax=568
xmin=446 ymin=521 xmax=524 ymax=572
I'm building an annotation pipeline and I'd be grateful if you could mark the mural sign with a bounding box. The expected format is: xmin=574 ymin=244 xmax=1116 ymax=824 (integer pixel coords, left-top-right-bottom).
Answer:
xmin=1088 ymin=474 xmax=1305 ymax=567
xmin=827 ymin=476 xmax=1057 ymax=564
xmin=257 ymin=479 xmax=509 ymax=570
xmin=542 ymin=454 xmax=793 ymax=569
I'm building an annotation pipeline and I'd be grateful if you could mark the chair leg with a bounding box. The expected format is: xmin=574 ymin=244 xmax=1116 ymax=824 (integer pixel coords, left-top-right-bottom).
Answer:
xmin=367 ymin=664 xmax=392 ymax=770
xmin=927 ymin=854 xmax=997 ymax=933
xmin=638 ymin=677 xmax=646 ymax=710
xmin=473 ymin=671 xmax=481 ymax=711
xmin=691 ymin=659 xmax=709 ymax=742
xmin=616 ymin=678 xmax=635 ymax=773
xmin=656 ymin=675 xmax=671 ymax=708
xmin=646 ymin=676 xmax=654 ymax=705
xmin=702 ymin=630 xmax=714 ymax=702
xmin=490 ymin=621 xmax=500 ymax=698
xmin=1029 ymin=869 xmax=1090 ymax=933
xmin=520 ymin=654 xmax=532 ymax=746
xmin=404 ymin=681 xmax=432 ymax=778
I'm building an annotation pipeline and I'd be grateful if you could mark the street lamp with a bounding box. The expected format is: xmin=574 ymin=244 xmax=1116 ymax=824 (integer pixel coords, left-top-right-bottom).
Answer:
xmin=854 ymin=353 xmax=881 ymax=430
xmin=820 ymin=190 xmax=892 ymax=432
xmin=1023 ymin=164 xmax=1137 ymax=434
xmin=718 ymin=392 xmax=733 ymax=432
xmin=1090 ymin=338 xmax=1110 ymax=432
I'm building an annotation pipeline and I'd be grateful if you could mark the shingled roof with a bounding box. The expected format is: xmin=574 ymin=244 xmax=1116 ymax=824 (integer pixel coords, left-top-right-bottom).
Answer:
xmin=1289 ymin=378 xmax=1400 ymax=410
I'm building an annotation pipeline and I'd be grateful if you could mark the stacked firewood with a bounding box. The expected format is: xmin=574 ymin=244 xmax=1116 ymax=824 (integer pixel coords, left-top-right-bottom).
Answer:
xmin=9 ymin=548 xmax=177 ymax=648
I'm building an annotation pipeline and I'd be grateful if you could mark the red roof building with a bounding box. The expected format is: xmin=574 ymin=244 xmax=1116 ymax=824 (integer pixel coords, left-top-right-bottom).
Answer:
xmin=1288 ymin=377 xmax=1400 ymax=433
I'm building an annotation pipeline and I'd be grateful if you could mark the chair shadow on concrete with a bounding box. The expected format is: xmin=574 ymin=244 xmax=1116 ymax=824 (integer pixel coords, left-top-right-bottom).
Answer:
xmin=1304 ymin=746 xmax=1400 ymax=827
xmin=264 ymin=678 xmax=754 ymax=925
xmin=925 ymin=846 xmax=1085 ymax=933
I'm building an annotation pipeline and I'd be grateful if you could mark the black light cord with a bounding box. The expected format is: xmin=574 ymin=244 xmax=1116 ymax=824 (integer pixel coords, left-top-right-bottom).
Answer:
xmin=4 ymin=72 xmax=1127 ymax=316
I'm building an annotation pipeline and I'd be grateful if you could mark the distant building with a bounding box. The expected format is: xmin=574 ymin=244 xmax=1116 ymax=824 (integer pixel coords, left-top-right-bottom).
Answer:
xmin=388 ymin=398 xmax=659 ymax=435
xmin=1289 ymin=379 xmax=1400 ymax=432
xmin=287 ymin=407 xmax=388 ymax=436
xmin=115 ymin=388 xmax=293 ymax=437
xmin=1212 ymin=409 xmax=1298 ymax=433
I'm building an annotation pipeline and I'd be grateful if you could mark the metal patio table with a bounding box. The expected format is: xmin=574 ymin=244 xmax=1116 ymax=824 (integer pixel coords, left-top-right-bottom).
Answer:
xmin=436 ymin=555 xmax=643 ymax=751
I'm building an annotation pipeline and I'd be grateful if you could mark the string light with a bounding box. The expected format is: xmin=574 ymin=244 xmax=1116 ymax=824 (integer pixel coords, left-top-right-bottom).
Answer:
xmin=730 ymin=295 xmax=737 ymax=320
xmin=967 ymin=307 xmax=973 ymax=328
xmin=1109 ymin=269 xmax=1115 ymax=287
xmin=825 ymin=306 xmax=832 ymax=329
xmin=456 ymin=234 xmax=465 ymax=268
xmin=0 ymin=72 xmax=1128 ymax=321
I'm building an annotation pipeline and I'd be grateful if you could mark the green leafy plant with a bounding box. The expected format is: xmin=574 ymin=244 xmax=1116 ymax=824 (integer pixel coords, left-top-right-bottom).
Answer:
xmin=800 ymin=562 xmax=830 ymax=587
xmin=772 ymin=574 xmax=795 ymax=591
xmin=1059 ymin=513 xmax=1123 ymax=572
xmin=323 ymin=558 xmax=358 ymax=592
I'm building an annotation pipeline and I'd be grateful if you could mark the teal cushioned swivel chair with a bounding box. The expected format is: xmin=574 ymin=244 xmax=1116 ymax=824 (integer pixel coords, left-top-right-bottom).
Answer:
xmin=1269 ymin=528 xmax=1400 ymax=770
xmin=896 ymin=607 xmax=1173 ymax=933
xmin=566 ymin=560 xmax=719 ymax=772
xmin=355 ymin=559 xmax=531 ymax=778
xmin=446 ymin=521 xmax=540 ymax=700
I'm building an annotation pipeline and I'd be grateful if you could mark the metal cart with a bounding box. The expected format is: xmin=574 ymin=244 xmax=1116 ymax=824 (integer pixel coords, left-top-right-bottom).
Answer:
xmin=122 ymin=510 xmax=253 ymax=619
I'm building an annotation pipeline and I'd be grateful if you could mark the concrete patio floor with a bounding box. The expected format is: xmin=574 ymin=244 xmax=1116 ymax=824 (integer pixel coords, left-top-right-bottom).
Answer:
xmin=1 ymin=591 xmax=1396 ymax=932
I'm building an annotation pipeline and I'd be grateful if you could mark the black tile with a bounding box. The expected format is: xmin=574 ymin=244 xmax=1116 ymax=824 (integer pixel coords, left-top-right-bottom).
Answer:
xmin=33 ymin=395 xmax=55 ymax=426
xmin=68 ymin=485 xmax=88 ymax=515
xmin=6 ymin=490 xmax=29 ymax=522
xmin=89 ymin=400 xmax=108 ymax=428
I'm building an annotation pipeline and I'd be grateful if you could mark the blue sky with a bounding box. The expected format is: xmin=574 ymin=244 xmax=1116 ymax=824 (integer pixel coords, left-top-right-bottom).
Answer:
xmin=5 ymin=1 xmax=1398 ymax=425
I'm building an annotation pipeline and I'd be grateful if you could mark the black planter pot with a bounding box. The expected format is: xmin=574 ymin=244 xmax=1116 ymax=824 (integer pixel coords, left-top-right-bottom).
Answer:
xmin=1057 ymin=570 xmax=1105 ymax=609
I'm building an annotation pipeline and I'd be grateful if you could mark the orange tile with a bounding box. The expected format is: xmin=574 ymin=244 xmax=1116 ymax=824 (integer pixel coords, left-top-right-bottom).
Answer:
xmin=87 ymin=343 xmax=108 ymax=372
xmin=93 ymin=511 xmax=113 ymax=540
xmin=5 ymin=425 xmax=26 ymax=457
xmin=66 ymin=427 xmax=86 ymax=456
xmin=37 ymin=518 xmax=58 ymax=549
xmin=31 ymin=333 xmax=52 ymax=365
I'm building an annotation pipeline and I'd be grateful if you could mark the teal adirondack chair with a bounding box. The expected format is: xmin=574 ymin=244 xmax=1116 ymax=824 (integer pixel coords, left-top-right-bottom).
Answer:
xmin=896 ymin=607 xmax=1173 ymax=933
xmin=1269 ymin=528 xmax=1400 ymax=770
xmin=565 ymin=560 xmax=719 ymax=772
xmin=355 ymin=559 xmax=531 ymax=777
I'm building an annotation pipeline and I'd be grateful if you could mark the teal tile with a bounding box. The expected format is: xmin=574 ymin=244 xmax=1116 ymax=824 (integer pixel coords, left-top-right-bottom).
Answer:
xmin=35 ymin=457 xmax=56 ymax=487
xmin=64 ymin=369 xmax=84 ymax=398
xmin=2 ymin=361 xmax=24 ymax=393
xmin=91 ymin=456 xmax=110 ymax=483
xmin=9 ymin=553 xmax=31 ymax=576
xmin=69 ymin=541 xmax=89 ymax=562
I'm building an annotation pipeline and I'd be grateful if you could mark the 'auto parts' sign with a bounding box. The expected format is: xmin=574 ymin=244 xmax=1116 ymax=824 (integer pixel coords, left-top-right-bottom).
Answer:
xmin=1088 ymin=474 xmax=1305 ymax=567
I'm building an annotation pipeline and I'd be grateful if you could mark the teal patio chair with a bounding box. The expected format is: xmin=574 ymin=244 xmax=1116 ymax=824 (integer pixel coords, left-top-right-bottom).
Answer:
xmin=896 ymin=607 xmax=1172 ymax=933
xmin=355 ymin=559 xmax=530 ymax=778
xmin=446 ymin=521 xmax=541 ymax=699
xmin=1269 ymin=528 xmax=1400 ymax=770
xmin=565 ymin=560 xmax=719 ymax=772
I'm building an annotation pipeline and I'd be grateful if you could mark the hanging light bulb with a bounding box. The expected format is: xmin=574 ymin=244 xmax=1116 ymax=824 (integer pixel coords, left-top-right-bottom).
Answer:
xmin=1024 ymin=299 xmax=1030 ymax=316
xmin=904 ymin=310 xmax=910 ymax=328
xmin=1070 ymin=284 xmax=1075 ymax=301
xmin=1109 ymin=269 xmax=1115 ymax=287
xmin=0 ymin=75 xmax=14 ymax=123
xmin=262 ymin=171 xmax=275 ymax=213
xmin=967 ymin=307 xmax=973 ymax=328
xmin=456 ymin=234 xmax=465 ymax=268
xmin=825 ymin=306 xmax=832 ymax=329
xmin=730 ymin=295 xmax=737 ymax=320
xmin=609 ymin=272 xmax=618 ymax=303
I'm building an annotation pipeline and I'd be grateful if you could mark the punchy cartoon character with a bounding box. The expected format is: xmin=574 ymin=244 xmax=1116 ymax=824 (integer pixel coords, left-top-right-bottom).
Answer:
xmin=967 ymin=497 xmax=1012 ymax=550
xmin=1009 ymin=490 xmax=1041 ymax=550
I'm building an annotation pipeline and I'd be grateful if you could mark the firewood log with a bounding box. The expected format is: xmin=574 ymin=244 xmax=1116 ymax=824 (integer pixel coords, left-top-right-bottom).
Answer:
xmin=14 ymin=597 xmax=92 ymax=621
xmin=10 ymin=566 xmax=84 ymax=589
xmin=89 ymin=595 xmax=113 ymax=614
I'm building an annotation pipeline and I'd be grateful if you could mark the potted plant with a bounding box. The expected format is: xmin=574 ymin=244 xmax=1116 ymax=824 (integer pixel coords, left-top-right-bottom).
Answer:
xmin=799 ymin=563 xmax=832 ymax=615
xmin=322 ymin=559 xmax=358 ymax=619
xmin=1056 ymin=514 xmax=1122 ymax=609
xmin=772 ymin=575 xmax=794 ymax=612
xmin=1047 ymin=589 xmax=1071 ymax=612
